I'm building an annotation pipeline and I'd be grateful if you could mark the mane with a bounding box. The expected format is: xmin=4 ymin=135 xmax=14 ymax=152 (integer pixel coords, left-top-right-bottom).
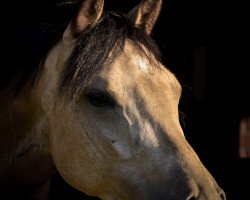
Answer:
xmin=2 ymin=11 xmax=162 ymax=100
xmin=59 ymin=12 xmax=162 ymax=101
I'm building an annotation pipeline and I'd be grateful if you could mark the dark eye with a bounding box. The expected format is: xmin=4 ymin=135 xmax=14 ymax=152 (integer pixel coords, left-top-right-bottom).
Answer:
xmin=86 ymin=89 xmax=116 ymax=108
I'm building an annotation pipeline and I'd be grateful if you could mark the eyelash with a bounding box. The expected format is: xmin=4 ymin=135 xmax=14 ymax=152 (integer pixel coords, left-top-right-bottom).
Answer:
xmin=86 ymin=90 xmax=116 ymax=108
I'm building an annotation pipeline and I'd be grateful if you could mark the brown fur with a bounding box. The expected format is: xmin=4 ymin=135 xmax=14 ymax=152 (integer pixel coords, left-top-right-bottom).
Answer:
xmin=0 ymin=0 xmax=226 ymax=199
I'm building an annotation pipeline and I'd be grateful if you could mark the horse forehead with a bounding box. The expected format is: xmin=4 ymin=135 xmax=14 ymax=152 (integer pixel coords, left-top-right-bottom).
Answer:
xmin=120 ymin=42 xmax=154 ymax=73
xmin=104 ymin=43 xmax=180 ymax=92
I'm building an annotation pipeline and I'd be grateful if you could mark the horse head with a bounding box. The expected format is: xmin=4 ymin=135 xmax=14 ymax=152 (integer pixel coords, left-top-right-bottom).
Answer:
xmin=38 ymin=0 xmax=226 ymax=199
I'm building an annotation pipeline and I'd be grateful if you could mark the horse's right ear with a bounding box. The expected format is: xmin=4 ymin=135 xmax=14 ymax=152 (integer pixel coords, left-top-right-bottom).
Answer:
xmin=63 ymin=0 xmax=104 ymax=40
xmin=127 ymin=0 xmax=162 ymax=35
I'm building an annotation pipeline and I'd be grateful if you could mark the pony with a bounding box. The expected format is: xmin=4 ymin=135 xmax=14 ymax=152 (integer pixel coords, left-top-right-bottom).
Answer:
xmin=0 ymin=0 xmax=226 ymax=199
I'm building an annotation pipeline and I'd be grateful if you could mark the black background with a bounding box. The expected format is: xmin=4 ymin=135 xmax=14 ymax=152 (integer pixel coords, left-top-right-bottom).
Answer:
xmin=1 ymin=0 xmax=249 ymax=199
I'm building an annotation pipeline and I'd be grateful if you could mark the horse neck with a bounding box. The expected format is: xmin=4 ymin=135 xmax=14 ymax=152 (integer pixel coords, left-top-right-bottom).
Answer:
xmin=36 ymin=39 xmax=74 ymax=112
xmin=0 ymin=38 xmax=73 ymax=168
xmin=0 ymin=42 xmax=67 ymax=169
xmin=0 ymin=85 xmax=51 ymax=172
xmin=0 ymin=84 xmax=45 ymax=138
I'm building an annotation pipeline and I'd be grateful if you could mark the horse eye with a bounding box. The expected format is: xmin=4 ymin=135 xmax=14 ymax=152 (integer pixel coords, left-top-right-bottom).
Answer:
xmin=86 ymin=90 xmax=115 ymax=108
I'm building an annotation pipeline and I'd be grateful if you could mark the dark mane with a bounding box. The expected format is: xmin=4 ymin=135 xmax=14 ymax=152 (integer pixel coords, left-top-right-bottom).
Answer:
xmin=59 ymin=12 xmax=161 ymax=101
xmin=2 ymin=11 xmax=162 ymax=99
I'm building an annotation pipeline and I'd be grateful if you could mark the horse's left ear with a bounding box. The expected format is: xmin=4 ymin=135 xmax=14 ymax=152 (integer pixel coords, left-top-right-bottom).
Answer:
xmin=74 ymin=0 xmax=104 ymax=34
xmin=127 ymin=0 xmax=162 ymax=35
xmin=63 ymin=0 xmax=104 ymax=40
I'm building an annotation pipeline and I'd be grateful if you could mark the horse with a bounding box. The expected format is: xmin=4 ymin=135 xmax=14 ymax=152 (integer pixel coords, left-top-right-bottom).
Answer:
xmin=0 ymin=0 xmax=226 ymax=199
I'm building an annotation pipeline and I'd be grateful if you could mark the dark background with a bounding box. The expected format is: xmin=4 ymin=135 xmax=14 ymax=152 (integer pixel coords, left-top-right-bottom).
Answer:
xmin=1 ymin=0 xmax=249 ymax=199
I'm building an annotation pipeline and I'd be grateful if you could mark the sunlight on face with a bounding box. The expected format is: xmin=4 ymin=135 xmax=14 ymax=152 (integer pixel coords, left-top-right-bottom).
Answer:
xmin=137 ymin=58 xmax=149 ymax=73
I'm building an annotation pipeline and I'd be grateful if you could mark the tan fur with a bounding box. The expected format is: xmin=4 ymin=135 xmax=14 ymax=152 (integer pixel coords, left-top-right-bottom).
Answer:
xmin=0 ymin=88 xmax=55 ymax=198
xmin=128 ymin=0 xmax=162 ymax=34
xmin=75 ymin=0 xmax=104 ymax=34
xmin=40 ymin=39 xmax=224 ymax=199
xmin=0 ymin=0 xmax=225 ymax=199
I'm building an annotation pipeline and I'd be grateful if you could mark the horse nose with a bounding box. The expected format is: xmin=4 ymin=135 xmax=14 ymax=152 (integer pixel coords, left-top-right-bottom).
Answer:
xmin=184 ymin=188 xmax=226 ymax=200
xmin=218 ymin=188 xmax=227 ymax=200
xmin=147 ymin=178 xmax=226 ymax=200
xmin=141 ymin=188 xmax=226 ymax=200
xmin=186 ymin=187 xmax=226 ymax=200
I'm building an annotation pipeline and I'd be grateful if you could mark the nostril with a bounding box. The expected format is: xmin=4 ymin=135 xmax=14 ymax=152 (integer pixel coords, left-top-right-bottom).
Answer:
xmin=186 ymin=193 xmax=198 ymax=200
xmin=219 ymin=189 xmax=226 ymax=200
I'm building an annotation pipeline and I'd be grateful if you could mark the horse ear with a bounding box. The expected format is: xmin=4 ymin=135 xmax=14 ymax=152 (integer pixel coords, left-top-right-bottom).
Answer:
xmin=127 ymin=0 xmax=162 ymax=35
xmin=63 ymin=0 xmax=104 ymax=39
xmin=75 ymin=0 xmax=104 ymax=34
